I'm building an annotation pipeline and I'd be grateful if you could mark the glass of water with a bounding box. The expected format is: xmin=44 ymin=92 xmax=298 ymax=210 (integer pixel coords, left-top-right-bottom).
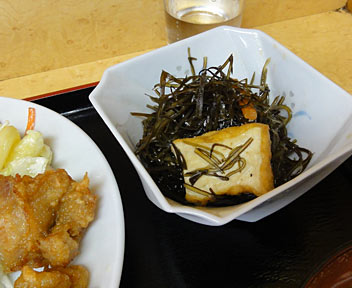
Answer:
xmin=164 ymin=0 xmax=244 ymax=43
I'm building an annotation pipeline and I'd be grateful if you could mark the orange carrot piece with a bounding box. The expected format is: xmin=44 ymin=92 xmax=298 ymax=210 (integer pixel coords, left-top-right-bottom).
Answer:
xmin=25 ymin=107 xmax=36 ymax=133
xmin=239 ymin=99 xmax=257 ymax=121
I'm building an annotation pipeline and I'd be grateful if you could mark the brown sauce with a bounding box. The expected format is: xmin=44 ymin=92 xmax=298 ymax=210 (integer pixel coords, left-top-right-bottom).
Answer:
xmin=305 ymin=246 xmax=352 ymax=288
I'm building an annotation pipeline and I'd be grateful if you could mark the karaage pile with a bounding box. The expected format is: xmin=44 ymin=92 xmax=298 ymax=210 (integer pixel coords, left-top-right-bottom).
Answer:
xmin=0 ymin=169 xmax=96 ymax=287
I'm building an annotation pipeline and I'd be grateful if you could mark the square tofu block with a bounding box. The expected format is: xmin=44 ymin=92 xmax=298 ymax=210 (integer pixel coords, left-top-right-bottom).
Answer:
xmin=173 ymin=123 xmax=274 ymax=205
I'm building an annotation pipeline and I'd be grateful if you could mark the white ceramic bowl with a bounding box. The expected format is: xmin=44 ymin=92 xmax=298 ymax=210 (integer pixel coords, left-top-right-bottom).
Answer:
xmin=89 ymin=26 xmax=352 ymax=226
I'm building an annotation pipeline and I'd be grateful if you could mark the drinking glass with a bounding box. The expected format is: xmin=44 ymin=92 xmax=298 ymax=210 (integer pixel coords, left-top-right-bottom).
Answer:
xmin=164 ymin=0 xmax=244 ymax=43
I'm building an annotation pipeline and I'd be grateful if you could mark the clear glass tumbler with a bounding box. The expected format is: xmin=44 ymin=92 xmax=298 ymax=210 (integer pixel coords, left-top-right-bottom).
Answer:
xmin=164 ymin=0 xmax=244 ymax=43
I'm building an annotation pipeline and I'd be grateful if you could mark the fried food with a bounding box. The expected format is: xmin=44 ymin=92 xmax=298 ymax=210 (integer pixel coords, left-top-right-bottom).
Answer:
xmin=0 ymin=169 xmax=96 ymax=274
xmin=173 ymin=124 xmax=274 ymax=205
xmin=14 ymin=265 xmax=89 ymax=288
xmin=39 ymin=173 xmax=96 ymax=267
xmin=49 ymin=265 xmax=89 ymax=288
xmin=14 ymin=266 xmax=71 ymax=288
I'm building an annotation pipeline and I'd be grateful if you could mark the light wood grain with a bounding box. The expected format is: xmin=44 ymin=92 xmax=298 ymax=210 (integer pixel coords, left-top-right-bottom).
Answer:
xmin=1 ymin=10 xmax=351 ymax=100
xmin=258 ymin=10 xmax=352 ymax=95
xmin=0 ymin=0 xmax=347 ymax=82
xmin=0 ymin=50 xmax=152 ymax=99
xmin=242 ymin=0 xmax=346 ymax=27
xmin=0 ymin=0 xmax=167 ymax=80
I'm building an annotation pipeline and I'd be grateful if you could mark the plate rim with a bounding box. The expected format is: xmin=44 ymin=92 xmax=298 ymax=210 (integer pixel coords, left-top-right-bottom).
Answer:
xmin=0 ymin=95 xmax=125 ymax=287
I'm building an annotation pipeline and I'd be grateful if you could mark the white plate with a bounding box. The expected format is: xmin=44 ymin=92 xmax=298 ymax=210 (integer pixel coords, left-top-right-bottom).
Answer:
xmin=89 ymin=26 xmax=352 ymax=226
xmin=0 ymin=96 xmax=124 ymax=287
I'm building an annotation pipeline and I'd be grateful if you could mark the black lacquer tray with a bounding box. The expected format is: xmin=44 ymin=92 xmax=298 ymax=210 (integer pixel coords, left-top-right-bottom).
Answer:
xmin=33 ymin=87 xmax=352 ymax=288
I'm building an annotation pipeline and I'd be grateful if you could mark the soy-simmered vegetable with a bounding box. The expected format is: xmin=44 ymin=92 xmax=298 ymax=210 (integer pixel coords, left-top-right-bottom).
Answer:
xmin=132 ymin=49 xmax=313 ymax=206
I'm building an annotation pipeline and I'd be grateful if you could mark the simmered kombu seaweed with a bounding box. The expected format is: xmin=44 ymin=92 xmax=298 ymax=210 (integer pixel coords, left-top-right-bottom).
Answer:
xmin=132 ymin=50 xmax=313 ymax=206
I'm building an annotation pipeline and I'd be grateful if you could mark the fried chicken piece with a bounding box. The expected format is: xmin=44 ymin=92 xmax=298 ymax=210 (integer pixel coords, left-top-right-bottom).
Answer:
xmin=14 ymin=265 xmax=89 ymax=288
xmin=54 ymin=174 xmax=96 ymax=237
xmin=39 ymin=230 xmax=80 ymax=267
xmin=0 ymin=169 xmax=96 ymax=273
xmin=14 ymin=266 xmax=71 ymax=288
xmin=39 ymin=173 xmax=96 ymax=267
xmin=0 ymin=170 xmax=72 ymax=272
xmin=47 ymin=265 xmax=89 ymax=288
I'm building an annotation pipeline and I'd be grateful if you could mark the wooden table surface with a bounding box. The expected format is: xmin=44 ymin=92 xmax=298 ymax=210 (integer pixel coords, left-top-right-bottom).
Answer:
xmin=0 ymin=0 xmax=351 ymax=99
